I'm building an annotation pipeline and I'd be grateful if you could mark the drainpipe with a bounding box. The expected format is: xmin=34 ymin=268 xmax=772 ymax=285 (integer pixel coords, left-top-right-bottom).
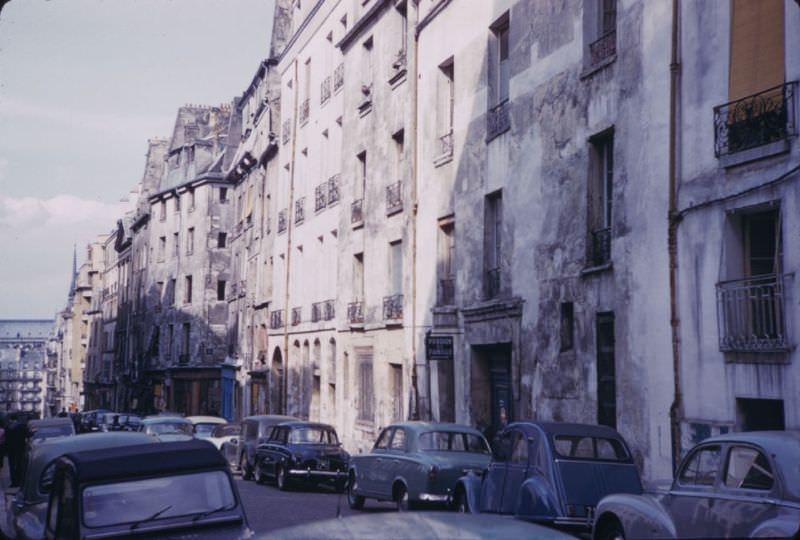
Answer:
xmin=409 ymin=0 xmax=422 ymax=421
xmin=282 ymin=58 xmax=300 ymax=415
xmin=668 ymin=0 xmax=683 ymax=475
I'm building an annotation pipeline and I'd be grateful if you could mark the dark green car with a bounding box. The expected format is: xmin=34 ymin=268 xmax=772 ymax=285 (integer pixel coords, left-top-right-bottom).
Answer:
xmin=347 ymin=422 xmax=491 ymax=511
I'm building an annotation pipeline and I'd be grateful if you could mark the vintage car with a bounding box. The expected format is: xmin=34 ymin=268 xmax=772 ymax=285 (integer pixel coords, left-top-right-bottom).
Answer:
xmin=347 ymin=422 xmax=492 ymax=511
xmin=44 ymin=439 xmax=252 ymax=539
xmin=592 ymin=431 xmax=800 ymax=540
xmin=254 ymin=421 xmax=349 ymax=490
xmin=28 ymin=418 xmax=75 ymax=446
xmin=3 ymin=431 xmax=155 ymax=540
xmin=206 ymin=422 xmax=241 ymax=451
xmin=454 ymin=422 xmax=642 ymax=531
xmin=139 ymin=416 xmax=194 ymax=442
xmin=187 ymin=415 xmax=228 ymax=441
xmin=238 ymin=414 xmax=298 ymax=480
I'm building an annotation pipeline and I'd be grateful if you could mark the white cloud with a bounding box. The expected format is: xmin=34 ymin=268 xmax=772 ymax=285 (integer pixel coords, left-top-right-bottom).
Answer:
xmin=0 ymin=193 xmax=126 ymax=228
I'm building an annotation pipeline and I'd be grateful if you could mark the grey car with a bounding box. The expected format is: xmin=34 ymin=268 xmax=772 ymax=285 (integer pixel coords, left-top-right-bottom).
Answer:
xmin=237 ymin=414 xmax=298 ymax=480
xmin=593 ymin=431 xmax=800 ymax=539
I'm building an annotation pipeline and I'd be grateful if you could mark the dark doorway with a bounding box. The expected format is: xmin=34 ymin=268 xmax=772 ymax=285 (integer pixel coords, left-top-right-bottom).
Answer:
xmin=596 ymin=313 xmax=616 ymax=429
xmin=471 ymin=344 xmax=512 ymax=438
xmin=270 ymin=348 xmax=284 ymax=414
xmin=737 ymin=398 xmax=785 ymax=431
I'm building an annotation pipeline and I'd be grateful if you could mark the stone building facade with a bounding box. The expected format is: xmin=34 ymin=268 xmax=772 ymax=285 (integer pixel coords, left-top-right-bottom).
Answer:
xmin=0 ymin=320 xmax=52 ymax=416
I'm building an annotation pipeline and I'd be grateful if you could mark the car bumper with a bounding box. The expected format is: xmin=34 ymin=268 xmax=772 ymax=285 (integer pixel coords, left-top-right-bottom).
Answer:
xmin=288 ymin=469 xmax=347 ymax=479
xmin=418 ymin=493 xmax=449 ymax=502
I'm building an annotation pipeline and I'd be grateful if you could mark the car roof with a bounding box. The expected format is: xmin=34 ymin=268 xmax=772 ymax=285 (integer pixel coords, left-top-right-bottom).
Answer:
xmin=383 ymin=421 xmax=486 ymax=435
xmin=29 ymin=418 xmax=74 ymax=429
xmin=141 ymin=416 xmax=192 ymax=424
xmin=276 ymin=421 xmax=336 ymax=430
xmin=243 ymin=415 xmax=299 ymax=424
xmin=62 ymin=440 xmax=226 ymax=484
xmin=509 ymin=421 xmax=625 ymax=439
xmin=186 ymin=415 xmax=227 ymax=425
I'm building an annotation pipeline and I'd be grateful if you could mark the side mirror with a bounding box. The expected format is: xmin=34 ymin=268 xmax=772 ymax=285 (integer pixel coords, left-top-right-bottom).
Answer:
xmin=230 ymin=437 xmax=239 ymax=445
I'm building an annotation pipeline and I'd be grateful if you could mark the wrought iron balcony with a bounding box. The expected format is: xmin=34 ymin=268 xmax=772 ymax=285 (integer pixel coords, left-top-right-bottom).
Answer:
xmin=437 ymin=130 xmax=454 ymax=159
xmin=315 ymin=183 xmax=328 ymax=212
xmin=438 ymin=278 xmax=455 ymax=306
xmin=328 ymin=174 xmax=340 ymax=204
xmin=589 ymin=30 xmax=616 ymax=66
xmin=291 ymin=307 xmax=302 ymax=326
xmin=282 ymin=119 xmax=291 ymax=145
xmin=487 ymin=100 xmax=510 ymax=141
xmin=295 ymin=198 xmax=305 ymax=224
xmin=386 ymin=181 xmax=403 ymax=215
xmin=321 ymin=76 xmax=332 ymax=105
xmin=270 ymin=309 xmax=284 ymax=330
xmin=311 ymin=302 xmax=322 ymax=323
xmin=299 ymin=98 xmax=310 ymax=125
xmin=347 ymin=301 xmax=364 ymax=324
xmin=589 ymin=227 xmax=612 ymax=267
xmin=716 ymin=274 xmax=789 ymax=353
xmin=324 ymin=299 xmax=335 ymax=320
xmin=485 ymin=268 xmax=501 ymax=300
xmin=334 ymin=63 xmax=344 ymax=92
xmin=277 ymin=209 xmax=287 ymax=233
xmin=383 ymin=294 xmax=403 ymax=321
xmin=351 ymin=198 xmax=364 ymax=225
xmin=713 ymin=82 xmax=797 ymax=158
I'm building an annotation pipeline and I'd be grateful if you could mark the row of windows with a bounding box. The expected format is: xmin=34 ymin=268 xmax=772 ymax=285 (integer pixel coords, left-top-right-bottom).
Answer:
xmin=156 ymin=230 xmax=228 ymax=261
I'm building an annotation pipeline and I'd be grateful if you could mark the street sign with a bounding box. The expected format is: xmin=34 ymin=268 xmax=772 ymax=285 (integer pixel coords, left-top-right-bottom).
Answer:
xmin=426 ymin=335 xmax=454 ymax=361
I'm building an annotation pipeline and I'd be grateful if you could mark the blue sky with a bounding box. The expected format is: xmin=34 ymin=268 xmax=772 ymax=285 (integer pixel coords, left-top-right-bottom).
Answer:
xmin=0 ymin=0 xmax=274 ymax=318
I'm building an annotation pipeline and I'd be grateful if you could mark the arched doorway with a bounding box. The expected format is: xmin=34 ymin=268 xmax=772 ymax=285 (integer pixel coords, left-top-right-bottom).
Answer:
xmin=270 ymin=347 xmax=284 ymax=414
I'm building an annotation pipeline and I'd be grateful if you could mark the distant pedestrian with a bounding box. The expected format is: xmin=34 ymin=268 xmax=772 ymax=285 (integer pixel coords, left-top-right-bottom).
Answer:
xmin=6 ymin=413 xmax=30 ymax=487
xmin=57 ymin=408 xmax=68 ymax=418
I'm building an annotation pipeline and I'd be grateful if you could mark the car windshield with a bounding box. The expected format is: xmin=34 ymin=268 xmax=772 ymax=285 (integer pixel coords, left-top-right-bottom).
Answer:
xmin=145 ymin=422 xmax=193 ymax=435
xmin=212 ymin=425 xmax=240 ymax=437
xmin=193 ymin=423 xmax=218 ymax=437
xmin=552 ymin=435 xmax=630 ymax=461
xmin=82 ymin=470 xmax=236 ymax=528
xmin=31 ymin=426 xmax=72 ymax=440
xmin=419 ymin=431 xmax=490 ymax=454
xmin=287 ymin=427 xmax=338 ymax=444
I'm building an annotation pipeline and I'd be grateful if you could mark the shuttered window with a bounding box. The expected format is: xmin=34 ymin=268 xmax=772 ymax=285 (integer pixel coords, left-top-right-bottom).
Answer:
xmin=729 ymin=0 xmax=784 ymax=101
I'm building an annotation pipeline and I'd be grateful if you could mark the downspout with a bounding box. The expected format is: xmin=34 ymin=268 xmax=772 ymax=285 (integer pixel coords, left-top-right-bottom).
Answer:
xmin=409 ymin=0 xmax=422 ymax=420
xmin=283 ymin=58 xmax=300 ymax=415
xmin=668 ymin=0 xmax=683 ymax=474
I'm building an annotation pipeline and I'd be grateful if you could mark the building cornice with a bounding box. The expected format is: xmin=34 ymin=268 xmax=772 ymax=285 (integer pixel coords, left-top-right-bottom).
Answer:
xmin=275 ymin=0 xmax=326 ymax=64
xmin=415 ymin=0 xmax=452 ymax=37
xmin=337 ymin=0 xmax=392 ymax=51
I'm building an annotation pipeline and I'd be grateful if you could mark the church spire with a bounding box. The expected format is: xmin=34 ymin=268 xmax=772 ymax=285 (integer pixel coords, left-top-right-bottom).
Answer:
xmin=67 ymin=244 xmax=77 ymax=300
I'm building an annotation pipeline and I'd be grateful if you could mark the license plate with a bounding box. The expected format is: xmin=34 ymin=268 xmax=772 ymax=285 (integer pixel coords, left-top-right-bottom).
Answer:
xmin=318 ymin=458 xmax=329 ymax=470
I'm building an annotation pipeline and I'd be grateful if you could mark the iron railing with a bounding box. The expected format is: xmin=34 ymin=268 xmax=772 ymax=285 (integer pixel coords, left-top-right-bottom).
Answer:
xmin=589 ymin=227 xmax=612 ymax=267
xmin=291 ymin=307 xmax=302 ymax=326
xmin=277 ymin=209 xmax=287 ymax=233
xmin=714 ymin=81 xmax=797 ymax=158
xmin=487 ymin=100 xmax=510 ymax=141
xmin=351 ymin=198 xmax=364 ymax=224
xmin=282 ymin=119 xmax=291 ymax=145
xmin=386 ymin=181 xmax=403 ymax=214
xmin=299 ymin=98 xmax=310 ymax=125
xmin=438 ymin=130 xmax=454 ymax=158
xmin=311 ymin=302 xmax=323 ymax=323
xmin=324 ymin=299 xmax=335 ymax=320
xmin=328 ymin=174 xmax=340 ymax=204
xmin=383 ymin=294 xmax=403 ymax=321
xmin=295 ymin=198 xmax=305 ymax=224
xmin=589 ymin=30 xmax=616 ymax=66
xmin=347 ymin=301 xmax=364 ymax=324
xmin=334 ymin=63 xmax=344 ymax=92
xmin=321 ymin=76 xmax=332 ymax=105
xmin=485 ymin=268 xmax=501 ymax=299
xmin=438 ymin=278 xmax=455 ymax=306
xmin=315 ymin=183 xmax=328 ymax=212
xmin=270 ymin=310 xmax=284 ymax=329
xmin=716 ymin=274 xmax=789 ymax=352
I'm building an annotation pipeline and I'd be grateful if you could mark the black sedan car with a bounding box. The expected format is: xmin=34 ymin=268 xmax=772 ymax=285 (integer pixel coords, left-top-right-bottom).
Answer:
xmin=254 ymin=421 xmax=349 ymax=491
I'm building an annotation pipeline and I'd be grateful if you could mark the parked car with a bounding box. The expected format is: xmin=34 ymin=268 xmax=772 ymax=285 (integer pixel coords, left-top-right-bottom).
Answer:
xmin=592 ymin=430 xmax=800 ymax=540
xmin=207 ymin=423 xmax=241 ymax=452
xmin=3 ymin=431 xmax=155 ymax=540
xmin=454 ymin=422 xmax=642 ymax=532
xmin=187 ymin=415 xmax=227 ymax=441
xmin=79 ymin=409 xmax=109 ymax=432
xmin=44 ymin=439 xmax=252 ymax=539
xmin=117 ymin=413 xmax=142 ymax=431
xmin=255 ymin=421 xmax=349 ymax=490
xmin=139 ymin=416 xmax=194 ymax=442
xmin=347 ymin=422 xmax=492 ymax=511
xmin=28 ymin=418 xmax=75 ymax=446
xmin=238 ymin=415 xmax=298 ymax=480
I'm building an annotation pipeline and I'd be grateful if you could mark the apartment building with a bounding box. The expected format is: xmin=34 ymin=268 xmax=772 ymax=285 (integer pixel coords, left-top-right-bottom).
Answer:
xmin=0 ymin=320 xmax=52 ymax=416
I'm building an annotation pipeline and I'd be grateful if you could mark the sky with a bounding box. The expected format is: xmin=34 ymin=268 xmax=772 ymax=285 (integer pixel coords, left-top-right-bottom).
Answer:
xmin=0 ymin=0 xmax=274 ymax=319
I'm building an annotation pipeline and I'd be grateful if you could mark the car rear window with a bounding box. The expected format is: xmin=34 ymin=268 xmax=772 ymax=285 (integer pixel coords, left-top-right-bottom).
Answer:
xmin=419 ymin=431 xmax=490 ymax=454
xmin=552 ymin=435 xmax=629 ymax=461
xmin=287 ymin=427 xmax=339 ymax=445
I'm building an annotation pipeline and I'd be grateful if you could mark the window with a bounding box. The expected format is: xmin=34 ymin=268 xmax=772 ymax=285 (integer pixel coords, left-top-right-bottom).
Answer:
xmin=169 ymin=278 xmax=176 ymax=305
xmin=158 ymin=236 xmax=166 ymax=261
xmin=374 ymin=428 xmax=392 ymax=449
xmin=436 ymin=59 xmax=455 ymax=158
xmin=484 ymin=191 xmax=502 ymax=299
xmin=173 ymin=232 xmax=179 ymax=257
xmin=679 ymin=446 xmax=722 ymax=486
xmin=156 ymin=281 xmax=164 ymax=306
xmin=389 ymin=241 xmax=402 ymax=295
xmin=560 ymin=302 xmax=574 ymax=352
xmin=584 ymin=0 xmax=617 ymax=68
xmin=188 ymin=189 xmax=196 ymax=211
xmin=159 ymin=200 xmax=166 ymax=221
xmin=353 ymin=253 xmax=364 ymax=300
xmin=492 ymin=14 xmax=510 ymax=105
xmin=174 ymin=194 xmax=181 ymax=213
xmin=728 ymin=0 xmax=784 ymax=103
xmin=219 ymin=187 xmax=228 ymax=203
xmin=184 ymin=275 xmax=192 ymax=304
xmin=396 ymin=1 xmax=408 ymax=57
xmin=217 ymin=232 xmax=227 ymax=248
xmin=509 ymin=431 xmax=528 ymax=464
xmin=187 ymin=227 xmax=194 ymax=255
xmin=389 ymin=427 xmax=406 ymax=451
xmin=217 ymin=280 xmax=226 ymax=301
xmin=357 ymin=353 xmax=373 ymax=421
xmin=182 ymin=322 xmax=190 ymax=355
xmin=588 ymin=130 xmax=614 ymax=267
xmin=362 ymin=37 xmax=373 ymax=88
xmin=438 ymin=218 xmax=455 ymax=305
xmin=357 ymin=152 xmax=367 ymax=199
xmin=724 ymin=446 xmax=774 ymax=490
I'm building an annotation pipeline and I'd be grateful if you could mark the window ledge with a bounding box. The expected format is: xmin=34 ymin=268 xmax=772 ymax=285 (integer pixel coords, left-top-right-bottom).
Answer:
xmin=386 ymin=206 xmax=403 ymax=217
xmin=581 ymin=262 xmax=613 ymax=277
xmin=718 ymin=139 xmax=790 ymax=168
xmin=388 ymin=68 xmax=407 ymax=88
xmin=580 ymin=54 xmax=617 ymax=80
xmin=352 ymin=219 xmax=364 ymax=230
xmin=433 ymin=152 xmax=453 ymax=168
xmin=723 ymin=350 xmax=792 ymax=364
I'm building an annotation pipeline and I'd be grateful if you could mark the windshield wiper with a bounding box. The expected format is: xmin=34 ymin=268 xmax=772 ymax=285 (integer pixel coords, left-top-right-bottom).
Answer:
xmin=130 ymin=505 xmax=173 ymax=530
xmin=192 ymin=504 xmax=234 ymax=523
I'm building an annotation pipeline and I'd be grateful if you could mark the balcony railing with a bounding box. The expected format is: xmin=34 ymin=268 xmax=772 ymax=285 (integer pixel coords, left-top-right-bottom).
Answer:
xmin=270 ymin=310 xmax=284 ymax=330
xmin=295 ymin=198 xmax=305 ymax=225
xmin=351 ymin=198 xmax=364 ymax=225
xmin=291 ymin=307 xmax=302 ymax=326
xmin=438 ymin=278 xmax=455 ymax=306
xmin=282 ymin=119 xmax=291 ymax=145
xmin=386 ymin=181 xmax=403 ymax=215
xmin=299 ymin=98 xmax=310 ymax=125
xmin=334 ymin=63 xmax=344 ymax=92
xmin=324 ymin=299 xmax=335 ymax=320
xmin=438 ymin=130 xmax=454 ymax=159
xmin=311 ymin=302 xmax=322 ymax=323
xmin=485 ymin=268 xmax=501 ymax=299
xmin=347 ymin=301 xmax=364 ymax=324
xmin=589 ymin=227 xmax=612 ymax=267
xmin=383 ymin=294 xmax=403 ymax=321
xmin=277 ymin=209 xmax=287 ymax=233
xmin=589 ymin=30 xmax=616 ymax=66
xmin=328 ymin=174 xmax=340 ymax=204
xmin=716 ymin=274 xmax=789 ymax=353
xmin=713 ymin=81 xmax=797 ymax=158
xmin=315 ymin=183 xmax=328 ymax=212
xmin=321 ymin=76 xmax=332 ymax=105
xmin=487 ymin=100 xmax=511 ymax=141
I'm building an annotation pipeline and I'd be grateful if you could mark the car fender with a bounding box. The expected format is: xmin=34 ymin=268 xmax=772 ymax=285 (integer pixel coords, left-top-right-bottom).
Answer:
xmin=454 ymin=472 xmax=482 ymax=514
xmin=594 ymin=494 xmax=676 ymax=539
xmin=515 ymin=476 xmax=560 ymax=520
xmin=749 ymin=515 xmax=800 ymax=538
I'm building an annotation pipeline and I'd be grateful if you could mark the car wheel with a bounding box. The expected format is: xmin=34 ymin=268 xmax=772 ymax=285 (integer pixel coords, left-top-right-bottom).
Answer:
xmin=276 ymin=465 xmax=290 ymax=491
xmin=395 ymin=485 xmax=410 ymax=512
xmin=455 ymin=489 xmax=469 ymax=513
xmin=347 ymin=472 xmax=365 ymax=510
xmin=596 ymin=516 xmax=626 ymax=540
xmin=241 ymin=456 xmax=253 ymax=481
xmin=254 ymin=463 xmax=264 ymax=484
xmin=334 ymin=478 xmax=347 ymax=493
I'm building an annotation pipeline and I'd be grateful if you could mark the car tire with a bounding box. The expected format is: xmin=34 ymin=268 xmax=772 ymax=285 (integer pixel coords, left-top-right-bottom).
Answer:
xmin=254 ymin=462 xmax=265 ymax=484
xmin=347 ymin=472 xmax=365 ymax=510
xmin=596 ymin=516 xmax=626 ymax=540
xmin=241 ymin=456 xmax=253 ymax=481
xmin=334 ymin=478 xmax=347 ymax=493
xmin=395 ymin=485 xmax=411 ymax=512
xmin=455 ymin=489 xmax=469 ymax=513
xmin=276 ymin=465 xmax=290 ymax=491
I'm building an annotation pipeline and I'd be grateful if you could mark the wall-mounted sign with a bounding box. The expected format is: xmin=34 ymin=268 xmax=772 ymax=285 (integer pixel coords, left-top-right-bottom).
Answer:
xmin=426 ymin=335 xmax=454 ymax=361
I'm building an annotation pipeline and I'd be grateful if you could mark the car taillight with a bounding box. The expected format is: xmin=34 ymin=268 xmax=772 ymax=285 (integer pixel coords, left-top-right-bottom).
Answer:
xmin=566 ymin=504 xmax=577 ymax=517
xmin=428 ymin=465 xmax=438 ymax=481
